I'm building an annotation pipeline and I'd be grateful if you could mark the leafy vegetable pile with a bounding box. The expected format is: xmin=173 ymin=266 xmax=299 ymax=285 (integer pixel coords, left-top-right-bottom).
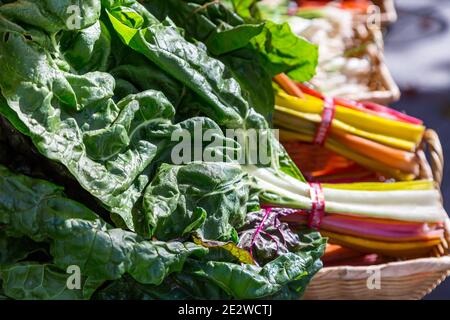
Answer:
xmin=0 ymin=0 xmax=325 ymax=300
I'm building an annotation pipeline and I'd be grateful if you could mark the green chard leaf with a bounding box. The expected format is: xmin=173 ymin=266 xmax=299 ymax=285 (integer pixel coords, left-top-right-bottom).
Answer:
xmin=93 ymin=275 xmax=192 ymax=300
xmin=0 ymin=165 xmax=207 ymax=286
xmin=178 ymin=247 xmax=324 ymax=299
xmin=138 ymin=0 xmax=272 ymax=121
xmin=168 ymin=228 xmax=325 ymax=300
xmin=0 ymin=165 xmax=323 ymax=300
xmin=143 ymin=162 xmax=251 ymax=241
xmin=0 ymin=0 xmax=324 ymax=301
xmin=0 ymin=23 xmax=233 ymax=231
xmin=142 ymin=0 xmax=317 ymax=81
xmin=60 ymin=20 xmax=112 ymax=73
xmin=249 ymin=20 xmax=318 ymax=82
xmin=0 ymin=231 xmax=44 ymax=265
xmin=105 ymin=0 xmax=268 ymax=130
xmin=0 ymin=0 xmax=286 ymax=233
xmin=106 ymin=1 xmax=303 ymax=178
xmin=173 ymin=215 xmax=326 ymax=300
xmin=0 ymin=263 xmax=101 ymax=300
xmin=0 ymin=0 xmax=101 ymax=33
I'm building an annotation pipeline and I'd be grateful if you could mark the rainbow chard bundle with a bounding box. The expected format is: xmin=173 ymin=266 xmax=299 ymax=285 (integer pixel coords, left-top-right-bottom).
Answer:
xmin=258 ymin=74 xmax=449 ymax=260
xmin=247 ymin=165 xmax=448 ymax=259
xmin=0 ymin=0 xmax=326 ymax=300
xmin=273 ymin=74 xmax=425 ymax=181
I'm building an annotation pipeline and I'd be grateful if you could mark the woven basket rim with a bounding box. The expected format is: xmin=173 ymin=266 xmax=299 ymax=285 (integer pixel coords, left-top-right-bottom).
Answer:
xmin=348 ymin=58 xmax=401 ymax=103
xmin=317 ymin=255 xmax=450 ymax=277
xmin=318 ymin=216 xmax=450 ymax=285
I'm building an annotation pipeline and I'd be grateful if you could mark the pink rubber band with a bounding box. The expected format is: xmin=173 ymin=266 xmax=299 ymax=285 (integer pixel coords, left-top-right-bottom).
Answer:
xmin=313 ymin=97 xmax=336 ymax=146
xmin=308 ymin=182 xmax=325 ymax=229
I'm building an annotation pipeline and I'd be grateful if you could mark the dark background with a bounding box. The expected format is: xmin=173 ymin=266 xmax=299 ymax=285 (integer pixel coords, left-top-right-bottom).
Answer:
xmin=383 ymin=0 xmax=450 ymax=299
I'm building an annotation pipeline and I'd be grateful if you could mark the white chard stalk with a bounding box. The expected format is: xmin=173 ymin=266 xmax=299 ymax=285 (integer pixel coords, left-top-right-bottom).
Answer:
xmin=247 ymin=166 xmax=447 ymax=223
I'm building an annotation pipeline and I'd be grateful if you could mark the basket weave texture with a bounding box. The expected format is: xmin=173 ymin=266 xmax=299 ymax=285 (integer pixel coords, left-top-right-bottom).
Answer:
xmin=343 ymin=24 xmax=400 ymax=104
xmin=304 ymin=256 xmax=450 ymax=300
xmin=304 ymin=129 xmax=450 ymax=300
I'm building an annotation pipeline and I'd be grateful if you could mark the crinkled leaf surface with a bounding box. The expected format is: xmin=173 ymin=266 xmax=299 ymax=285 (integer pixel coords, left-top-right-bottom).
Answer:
xmin=106 ymin=1 xmax=268 ymax=131
xmin=179 ymin=232 xmax=325 ymax=299
xmin=143 ymin=162 xmax=251 ymax=241
xmin=0 ymin=263 xmax=100 ymax=300
xmin=0 ymin=0 xmax=323 ymax=300
xmin=0 ymin=231 xmax=43 ymax=265
xmin=0 ymin=165 xmax=206 ymax=285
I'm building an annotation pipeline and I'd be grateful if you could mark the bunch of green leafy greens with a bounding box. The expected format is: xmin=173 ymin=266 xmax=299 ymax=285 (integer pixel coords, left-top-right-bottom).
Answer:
xmin=0 ymin=0 xmax=324 ymax=300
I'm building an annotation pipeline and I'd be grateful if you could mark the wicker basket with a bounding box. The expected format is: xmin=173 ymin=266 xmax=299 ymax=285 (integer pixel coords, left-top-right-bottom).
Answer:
xmin=343 ymin=24 xmax=400 ymax=104
xmin=304 ymin=255 xmax=450 ymax=300
xmin=292 ymin=1 xmax=400 ymax=104
xmin=303 ymin=129 xmax=450 ymax=300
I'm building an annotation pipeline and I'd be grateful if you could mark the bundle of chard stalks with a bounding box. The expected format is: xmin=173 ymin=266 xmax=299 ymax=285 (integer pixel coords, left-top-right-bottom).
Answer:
xmin=255 ymin=73 xmax=450 ymax=262
xmin=252 ymin=165 xmax=449 ymax=261
xmin=273 ymin=73 xmax=425 ymax=181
